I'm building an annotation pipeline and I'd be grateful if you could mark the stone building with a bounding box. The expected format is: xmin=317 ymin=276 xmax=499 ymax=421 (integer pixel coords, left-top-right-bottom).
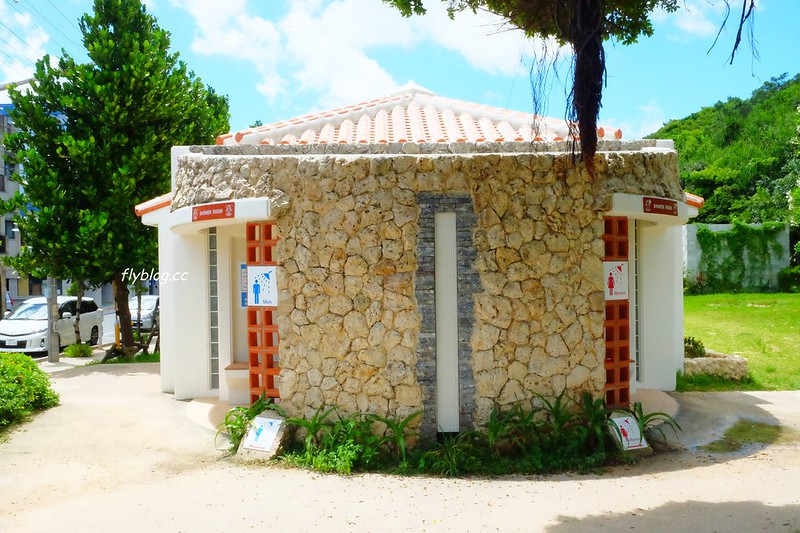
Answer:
xmin=137 ymin=87 xmax=702 ymax=439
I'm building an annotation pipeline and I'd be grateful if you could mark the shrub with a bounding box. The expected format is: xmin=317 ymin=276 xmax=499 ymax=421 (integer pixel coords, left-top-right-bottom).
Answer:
xmin=283 ymin=408 xmax=387 ymax=474
xmin=683 ymin=272 xmax=707 ymax=295
xmin=0 ymin=352 xmax=60 ymax=429
xmin=64 ymin=343 xmax=94 ymax=358
xmin=778 ymin=265 xmax=800 ymax=292
xmin=684 ymin=336 xmax=706 ymax=358
xmin=259 ymin=391 xmax=678 ymax=477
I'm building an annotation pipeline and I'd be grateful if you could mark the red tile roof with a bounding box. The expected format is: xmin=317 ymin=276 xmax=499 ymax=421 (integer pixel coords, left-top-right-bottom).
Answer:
xmin=216 ymin=84 xmax=622 ymax=146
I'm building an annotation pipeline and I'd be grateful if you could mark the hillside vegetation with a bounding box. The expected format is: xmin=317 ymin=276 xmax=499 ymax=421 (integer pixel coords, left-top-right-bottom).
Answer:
xmin=649 ymin=73 xmax=800 ymax=225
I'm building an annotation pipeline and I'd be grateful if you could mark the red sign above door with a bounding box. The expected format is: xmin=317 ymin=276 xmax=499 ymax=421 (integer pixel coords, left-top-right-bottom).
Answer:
xmin=192 ymin=202 xmax=235 ymax=221
xmin=642 ymin=197 xmax=678 ymax=216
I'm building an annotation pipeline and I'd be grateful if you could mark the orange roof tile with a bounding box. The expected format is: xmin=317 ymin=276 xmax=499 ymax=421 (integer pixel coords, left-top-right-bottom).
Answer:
xmin=216 ymin=84 xmax=622 ymax=146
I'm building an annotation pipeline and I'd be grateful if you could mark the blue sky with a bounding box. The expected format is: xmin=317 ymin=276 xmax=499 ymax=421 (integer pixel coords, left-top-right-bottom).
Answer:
xmin=1 ymin=0 xmax=798 ymax=139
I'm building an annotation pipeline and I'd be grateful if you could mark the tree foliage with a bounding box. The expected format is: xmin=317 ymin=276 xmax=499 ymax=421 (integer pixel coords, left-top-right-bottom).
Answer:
xmin=385 ymin=0 xmax=680 ymax=175
xmin=2 ymin=0 xmax=229 ymax=348
xmin=385 ymin=1 xmax=761 ymax=178
xmin=649 ymin=73 xmax=800 ymax=224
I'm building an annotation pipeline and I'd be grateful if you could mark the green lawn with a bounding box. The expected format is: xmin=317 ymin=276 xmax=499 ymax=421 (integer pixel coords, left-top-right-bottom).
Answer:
xmin=683 ymin=293 xmax=800 ymax=390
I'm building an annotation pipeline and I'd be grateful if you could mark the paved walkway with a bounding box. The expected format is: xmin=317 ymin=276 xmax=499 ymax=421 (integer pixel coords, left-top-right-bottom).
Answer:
xmin=1 ymin=363 xmax=799 ymax=532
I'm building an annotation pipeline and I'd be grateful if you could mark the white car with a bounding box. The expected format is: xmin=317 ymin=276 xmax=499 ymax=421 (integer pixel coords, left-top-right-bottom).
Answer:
xmin=0 ymin=296 xmax=103 ymax=355
xmin=129 ymin=295 xmax=159 ymax=330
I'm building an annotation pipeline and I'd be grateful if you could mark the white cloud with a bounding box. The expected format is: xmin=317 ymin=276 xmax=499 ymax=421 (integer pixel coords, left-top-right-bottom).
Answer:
xmin=171 ymin=0 xmax=566 ymax=115
xmin=169 ymin=0 xmax=285 ymax=101
xmin=0 ymin=2 xmax=50 ymax=103
xmin=611 ymin=100 xmax=667 ymax=139
xmin=656 ymin=0 xmax=731 ymax=39
xmin=278 ymin=0 xmax=411 ymax=108
xmin=412 ymin=3 xmax=562 ymax=77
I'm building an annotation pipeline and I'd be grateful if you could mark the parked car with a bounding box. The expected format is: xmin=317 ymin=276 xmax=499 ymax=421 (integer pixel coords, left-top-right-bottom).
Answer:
xmin=0 ymin=296 xmax=103 ymax=355
xmin=129 ymin=295 xmax=159 ymax=330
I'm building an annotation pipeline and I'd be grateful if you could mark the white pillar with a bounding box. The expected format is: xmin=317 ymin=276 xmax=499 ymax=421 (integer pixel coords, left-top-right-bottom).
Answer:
xmin=434 ymin=212 xmax=459 ymax=432
xmin=638 ymin=224 xmax=684 ymax=390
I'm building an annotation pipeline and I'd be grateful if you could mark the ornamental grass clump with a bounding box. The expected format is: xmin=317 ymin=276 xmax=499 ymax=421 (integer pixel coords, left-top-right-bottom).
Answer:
xmin=64 ymin=343 xmax=94 ymax=358
xmin=0 ymin=352 xmax=60 ymax=430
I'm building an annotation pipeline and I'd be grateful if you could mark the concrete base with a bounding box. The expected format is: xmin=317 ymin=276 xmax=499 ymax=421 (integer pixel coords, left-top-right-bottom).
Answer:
xmin=631 ymin=389 xmax=679 ymax=419
xmin=186 ymin=397 xmax=239 ymax=431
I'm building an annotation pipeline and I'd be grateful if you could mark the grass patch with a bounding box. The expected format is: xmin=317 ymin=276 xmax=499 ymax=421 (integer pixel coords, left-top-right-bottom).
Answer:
xmin=684 ymin=293 xmax=800 ymax=390
xmin=93 ymin=351 xmax=160 ymax=365
xmin=700 ymin=419 xmax=783 ymax=453
xmin=675 ymin=372 xmax=761 ymax=392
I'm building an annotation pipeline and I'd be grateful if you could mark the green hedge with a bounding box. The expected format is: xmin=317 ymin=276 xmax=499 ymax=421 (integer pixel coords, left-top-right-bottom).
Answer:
xmin=0 ymin=352 xmax=60 ymax=429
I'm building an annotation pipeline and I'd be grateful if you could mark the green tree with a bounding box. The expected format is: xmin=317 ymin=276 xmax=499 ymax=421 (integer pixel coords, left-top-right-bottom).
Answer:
xmin=384 ymin=0 xmax=681 ymax=176
xmin=651 ymin=74 xmax=800 ymax=224
xmin=3 ymin=0 xmax=229 ymax=350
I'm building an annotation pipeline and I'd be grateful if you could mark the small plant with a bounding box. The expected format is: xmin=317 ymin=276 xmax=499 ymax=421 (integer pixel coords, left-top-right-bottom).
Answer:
xmin=534 ymin=389 xmax=579 ymax=452
xmin=576 ymin=391 xmax=614 ymax=453
xmin=418 ymin=431 xmax=480 ymax=477
xmin=215 ymin=394 xmax=284 ymax=454
xmin=283 ymin=408 xmax=385 ymax=474
xmin=684 ymin=336 xmax=706 ymax=358
xmin=286 ymin=404 xmax=337 ymax=450
xmin=367 ymin=410 xmax=422 ymax=467
xmin=0 ymin=352 xmax=60 ymax=430
xmin=683 ymin=272 xmax=707 ymax=295
xmin=64 ymin=343 xmax=94 ymax=358
xmin=284 ymin=440 xmax=362 ymax=475
xmin=623 ymin=401 xmax=681 ymax=445
xmin=324 ymin=412 xmax=382 ymax=470
xmin=481 ymin=403 xmax=541 ymax=457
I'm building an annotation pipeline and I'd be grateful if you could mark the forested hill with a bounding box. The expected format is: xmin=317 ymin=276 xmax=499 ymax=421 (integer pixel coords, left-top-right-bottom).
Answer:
xmin=648 ymin=73 xmax=800 ymax=224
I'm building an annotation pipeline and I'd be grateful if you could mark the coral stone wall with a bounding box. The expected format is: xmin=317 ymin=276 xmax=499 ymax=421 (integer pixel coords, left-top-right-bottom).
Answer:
xmin=172 ymin=142 xmax=681 ymax=434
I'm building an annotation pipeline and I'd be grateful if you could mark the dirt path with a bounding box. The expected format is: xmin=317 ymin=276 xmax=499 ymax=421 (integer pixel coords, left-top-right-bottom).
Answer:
xmin=1 ymin=364 xmax=799 ymax=532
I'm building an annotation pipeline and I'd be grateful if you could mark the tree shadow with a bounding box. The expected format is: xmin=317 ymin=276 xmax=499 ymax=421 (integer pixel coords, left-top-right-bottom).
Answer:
xmin=548 ymin=500 xmax=800 ymax=532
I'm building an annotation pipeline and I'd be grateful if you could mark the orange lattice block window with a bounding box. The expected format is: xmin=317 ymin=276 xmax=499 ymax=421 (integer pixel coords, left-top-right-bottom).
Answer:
xmin=603 ymin=216 xmax=630 ymax=409
xmin=247 ymin=307 xmax=280 ymax=403
xmin=603 ymin=217 xmax=628 ymax=261
xmin=246 ymin=222 xmax=279 ymax=265
xmin=246 ymin=222 xmax=280 ymax=404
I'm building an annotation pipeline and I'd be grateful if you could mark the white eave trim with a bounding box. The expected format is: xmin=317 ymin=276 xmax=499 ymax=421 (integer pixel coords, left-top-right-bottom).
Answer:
xmin=170 ymin=198 xmax=271 ymax=234
xmin=607 ymin=193 xmax=696 ymax=226
xmin=141 ymin=197 xmax=271 ymax=233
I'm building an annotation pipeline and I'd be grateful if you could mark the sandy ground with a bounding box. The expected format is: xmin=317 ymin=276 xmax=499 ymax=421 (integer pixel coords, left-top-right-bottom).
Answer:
xmin=1 ymin=363 xmax=799 ymax=532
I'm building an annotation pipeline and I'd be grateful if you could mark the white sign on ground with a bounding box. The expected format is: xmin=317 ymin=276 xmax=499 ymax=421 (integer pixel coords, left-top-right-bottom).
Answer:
xmin=242 ymin=414 xmax=283 ymax=452
xmin=247 ymin=265 xmax=278 ymax=307
xmin=603 ymin=261 xmax=629 ymax=300
xmin=609 ymin=415 xmax=649 ymax=451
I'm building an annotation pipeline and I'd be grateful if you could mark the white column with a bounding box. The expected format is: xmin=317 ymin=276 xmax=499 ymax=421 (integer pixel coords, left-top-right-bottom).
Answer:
xmin=434 ymin=212 xmax=459 ymax=432
xmin=638 ymin=224 xmax=684 ymax=390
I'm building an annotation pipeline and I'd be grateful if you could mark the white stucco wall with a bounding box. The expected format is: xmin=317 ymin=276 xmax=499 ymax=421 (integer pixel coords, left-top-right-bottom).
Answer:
xmin=163 ymin=232 xmax=210 ymax=399
xmin=638 ymin=224 xmax=684 ymax=390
